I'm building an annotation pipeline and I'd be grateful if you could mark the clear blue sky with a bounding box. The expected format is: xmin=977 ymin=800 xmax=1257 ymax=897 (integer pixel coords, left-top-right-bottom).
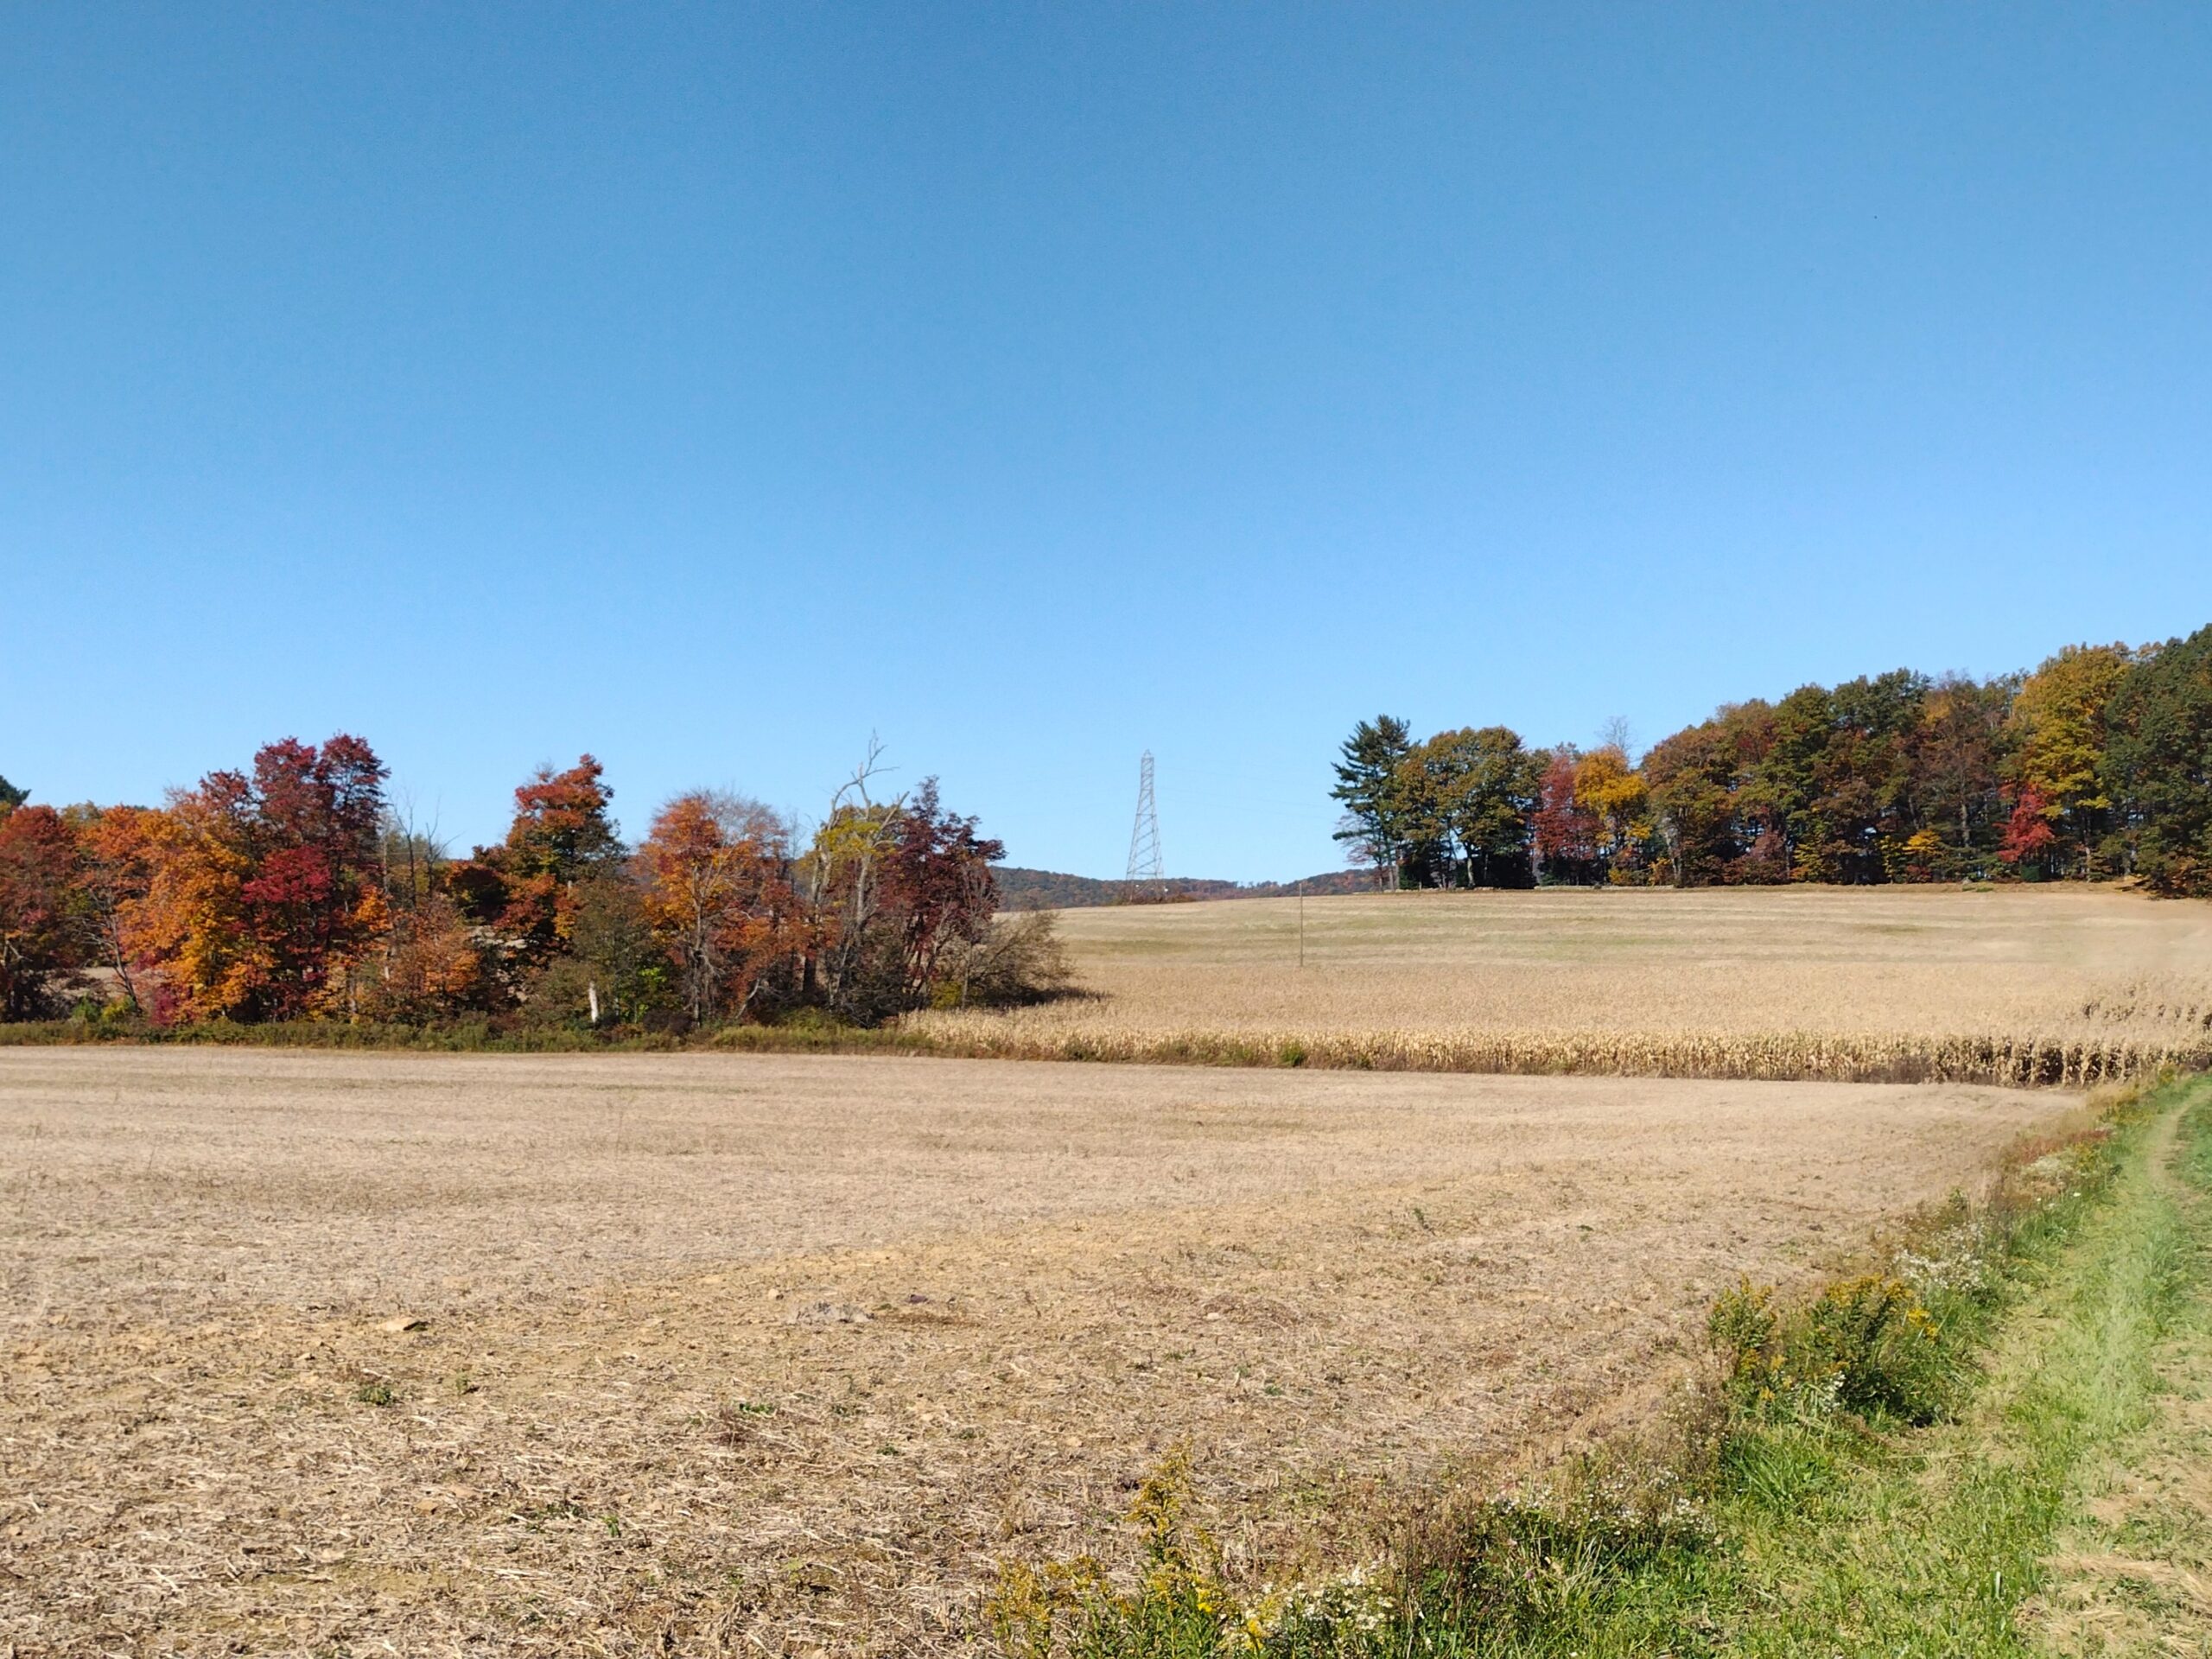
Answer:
xmin=4 ymin=5 xmax=2209 ymax=880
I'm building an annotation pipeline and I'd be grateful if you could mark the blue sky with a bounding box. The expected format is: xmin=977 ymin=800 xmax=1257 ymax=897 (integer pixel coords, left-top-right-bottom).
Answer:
xmin=3 ymin=5 xmax=2208 ymax=880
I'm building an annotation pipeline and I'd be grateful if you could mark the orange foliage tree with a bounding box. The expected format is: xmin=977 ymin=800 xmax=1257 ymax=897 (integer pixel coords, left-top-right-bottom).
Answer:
xmin=640 ymin=791 xmax=801 ymax=1025
xmin=132 ymin=736 xmax=388 ymax=1022
xmin=65 ymin=804 xmax=162 ymax=1012
xmin=448 ymin=756 xmax=622 ymax=978
xmin=351 ymin=898 xmax=483 ymax=1021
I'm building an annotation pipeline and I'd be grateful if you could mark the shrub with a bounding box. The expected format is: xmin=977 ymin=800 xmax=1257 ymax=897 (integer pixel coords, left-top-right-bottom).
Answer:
xmin=991 ymin=1436 xmax=1711 ymax=1658
xmin=1797 ymin=1275 xmax=1948 ymax=1422
xmin=1712 ymin=1273 xmax=1950 ymax=1425
xmin=931 ymin=910 xmax=1077 ymax=1009
xmin=1397 ymin=1450 xmax=1710 ymax=1643
xmin=989 ymin=1446 xmax=1236 ymax=1657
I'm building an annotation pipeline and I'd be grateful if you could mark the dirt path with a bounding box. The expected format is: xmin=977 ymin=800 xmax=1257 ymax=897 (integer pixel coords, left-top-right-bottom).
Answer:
xmin=0 ymin=1049 xmax=2076 ymax=1656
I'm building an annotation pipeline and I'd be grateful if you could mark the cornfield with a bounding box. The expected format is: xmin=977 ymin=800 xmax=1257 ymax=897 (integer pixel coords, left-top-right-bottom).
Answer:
xmin=906 ymin=887 xmax=2212 ymax=1086
xmin=897 ymin=1014 xmax=2209 ymax=1087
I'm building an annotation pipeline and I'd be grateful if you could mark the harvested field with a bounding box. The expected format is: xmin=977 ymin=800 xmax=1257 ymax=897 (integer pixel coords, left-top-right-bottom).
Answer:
xmin=2 ymin=1048 xmax=2079 ymax=1655
xmin=907 ymin=886 xmax=2212 ymax=1083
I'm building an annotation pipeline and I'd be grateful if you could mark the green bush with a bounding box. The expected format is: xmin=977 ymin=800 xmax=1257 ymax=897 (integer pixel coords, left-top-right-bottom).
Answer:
xmin=1712 ymin=1273 xmax=1952 ymax=1425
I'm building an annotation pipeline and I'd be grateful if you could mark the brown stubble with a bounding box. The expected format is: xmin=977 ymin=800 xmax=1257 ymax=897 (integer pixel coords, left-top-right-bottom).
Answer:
xmin=3 ymin=1049 xmax=2075 ymax=1654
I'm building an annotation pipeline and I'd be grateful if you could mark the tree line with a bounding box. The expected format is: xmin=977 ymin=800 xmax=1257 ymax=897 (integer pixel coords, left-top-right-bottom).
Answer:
xmin=0 ymin=741 xmax=1068 ymax=1027
xmin=992 ymin=867 xmax=1374 ymax=911
xmin=1332 ymin=622 xmax=2212 ymax=896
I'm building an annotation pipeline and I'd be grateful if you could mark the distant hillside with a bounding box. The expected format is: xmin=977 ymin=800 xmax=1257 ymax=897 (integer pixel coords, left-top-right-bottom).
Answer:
xmin=992 ymin=866 xmax=1376 ymax=911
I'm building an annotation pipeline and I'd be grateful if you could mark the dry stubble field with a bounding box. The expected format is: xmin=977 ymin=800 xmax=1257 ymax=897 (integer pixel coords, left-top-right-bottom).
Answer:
xmin=912 ymin=886 xmax=2212 ymax=1081
xmin=10 ymin=887 xmax=2206 ymax=1654
xmin=5 ymin=1047 xmax=2077 ymax=1656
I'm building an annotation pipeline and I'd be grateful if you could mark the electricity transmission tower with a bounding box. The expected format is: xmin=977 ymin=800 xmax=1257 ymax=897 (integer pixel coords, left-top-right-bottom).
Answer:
xmin=1125 ymin=751 xmax=1164 ymax=893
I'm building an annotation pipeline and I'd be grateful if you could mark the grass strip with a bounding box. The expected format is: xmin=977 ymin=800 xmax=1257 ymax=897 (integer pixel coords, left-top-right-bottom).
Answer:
xmin=991 ymin=1076 xmax=2211 ymax=1656
xmin=1697 ymin=1079 xmax=2201 ymax=1657
xmin=2028 ymin=1085 xmax=2212 ymax=1653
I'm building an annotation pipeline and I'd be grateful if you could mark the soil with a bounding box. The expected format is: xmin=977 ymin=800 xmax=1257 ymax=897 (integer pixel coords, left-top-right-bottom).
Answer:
xmin=0 ymin=1048 xmax=2079 ymax=1655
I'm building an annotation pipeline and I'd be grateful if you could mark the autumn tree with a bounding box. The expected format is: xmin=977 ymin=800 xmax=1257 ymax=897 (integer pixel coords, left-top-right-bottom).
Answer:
xmin=880 ymin=779 xmax=1003 ymax=1001
xmin=125 ymin=736 xmax=389 ymax=1021
xmin=330 ymin=809 xmax=481 ymax=1023
xmin=351 ymin=899 xmax=483 ymax=1022
xmin=238 ymin=737 xmax=390 ymax=1017
xmin=131 ymin=786 xmax=252 ymax=1020
xmin=801 ymin=759 xmax=1003 ymax=1024
xmin=1909 ymin=673 xmax=2013 ymax=876
xmin=1531 ymin=749 xmax=1600 ymax=883
xmin=0 ymin=804 xmax=86 ymax=1019
xmin=2008 ymin=644 xmax=2134 ymax=878
xmin=64 ymin=804 xmax=161 ymax=1012
xmin=641 ymin=791 xmax=800 ymax=1025
xmin=1998 ymin=784 xmax=2060 ymax=875
xmin=448 ymin=755 xmax=623 ymax=977
xmin=1573 ymin=745 xmax=1649 ymax=880
xmin=800 ymin=744 xmax=906 ymax=1019
xmin=1644 ymin=706 xmax=1768 ymax=886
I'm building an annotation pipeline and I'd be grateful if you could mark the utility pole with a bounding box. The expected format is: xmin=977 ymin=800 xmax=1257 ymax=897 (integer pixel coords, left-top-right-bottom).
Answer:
xmin=1297 ymin=878 xmax=1306 ymax=969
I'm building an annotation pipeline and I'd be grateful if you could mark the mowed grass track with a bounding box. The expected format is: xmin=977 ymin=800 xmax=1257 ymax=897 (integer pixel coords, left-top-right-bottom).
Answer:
xmin=0 ymin=1050 xmax=2075 ymax=1656
xmin=905 ymin=887 xmax=2212 ymax=1084
xmin=1713 ymin=1084 xmax=2210 ymax=1659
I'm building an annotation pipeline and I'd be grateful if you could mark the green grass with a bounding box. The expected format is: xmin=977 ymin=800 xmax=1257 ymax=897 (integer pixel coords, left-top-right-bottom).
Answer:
xmin=2029 ymin=1084 xmax=2212 ymax=1654
xmin=1693 ymin=1084 xmax=2197 ymax=1657
xmin=992 ymin=1076 xmax=2212 ymax=1657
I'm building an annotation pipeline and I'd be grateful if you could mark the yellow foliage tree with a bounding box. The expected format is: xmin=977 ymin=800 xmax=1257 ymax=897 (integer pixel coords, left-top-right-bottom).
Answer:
xmin=2008 ymin=643 xmax=2133 ymax=873
xmin=1573 ymin=745 xmax=1649 ymax=875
